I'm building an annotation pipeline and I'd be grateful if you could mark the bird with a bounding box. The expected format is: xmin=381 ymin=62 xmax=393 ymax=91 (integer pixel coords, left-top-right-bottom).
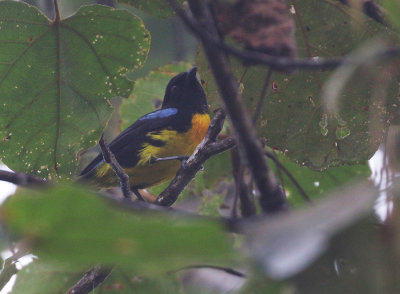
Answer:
xmin=78 ymin=67 xmax=210 ymax=200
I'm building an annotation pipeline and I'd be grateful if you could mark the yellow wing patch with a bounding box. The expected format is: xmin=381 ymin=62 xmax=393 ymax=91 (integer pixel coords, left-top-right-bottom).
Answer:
xmin=138 ymin=113 xmax=211 ymax=165
xmin=94 ymin=113 xmax=211 ymax=189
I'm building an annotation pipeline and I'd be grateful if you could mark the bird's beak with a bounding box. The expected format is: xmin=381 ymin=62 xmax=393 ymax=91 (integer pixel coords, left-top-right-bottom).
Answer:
xmin=186 ymin=67 xmax=198 ymax=83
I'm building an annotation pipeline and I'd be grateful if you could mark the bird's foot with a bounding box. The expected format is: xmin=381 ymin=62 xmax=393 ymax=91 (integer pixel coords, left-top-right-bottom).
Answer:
xmin=149 ymin=155 xmax=189 ymax=168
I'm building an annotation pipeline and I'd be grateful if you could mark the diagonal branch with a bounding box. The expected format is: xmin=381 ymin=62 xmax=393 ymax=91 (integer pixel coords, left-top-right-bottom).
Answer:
xmin=98 ymin=135 xmax=134 ymax=199
xmin=155 ymin=109 xmax=235 ymax=206
xmin=185 ymin=0 xmax=288 ymax=214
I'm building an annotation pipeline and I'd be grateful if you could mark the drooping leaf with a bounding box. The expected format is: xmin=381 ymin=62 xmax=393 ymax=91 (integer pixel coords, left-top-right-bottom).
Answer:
xmin=198 ymin=0 xmax=399 ymax=170
xmin=0 ymin=1 xmax=150 ymax=179
xmin=243 ymin=180 xmax=378 ymax=279
xmin=117 ymin=0 xmax=184 ymax=18
xmin=1 ymin=184 xmax=233 ymax=272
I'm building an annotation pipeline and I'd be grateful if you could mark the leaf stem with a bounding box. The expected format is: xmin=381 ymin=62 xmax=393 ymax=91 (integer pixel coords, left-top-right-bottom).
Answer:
xmin=53 ymin=0 xmax=61 ymax=23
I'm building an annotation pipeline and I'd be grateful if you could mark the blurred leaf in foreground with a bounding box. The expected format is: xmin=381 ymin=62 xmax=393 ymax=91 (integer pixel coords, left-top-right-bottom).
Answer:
xmin=1 ymin=184 xmax=232 ymax=272
xmin=243 ymin=180 xmax=378 ymax=279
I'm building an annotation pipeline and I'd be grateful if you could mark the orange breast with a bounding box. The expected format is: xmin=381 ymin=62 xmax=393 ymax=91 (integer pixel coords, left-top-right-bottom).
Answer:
xmin=188 ymin=113 xmax=211 ymax=147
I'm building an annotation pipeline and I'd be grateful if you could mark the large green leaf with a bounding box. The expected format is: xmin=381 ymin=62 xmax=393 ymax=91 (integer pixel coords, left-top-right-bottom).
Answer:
xmin=0 ymin=1 xmax=150 ymax=179
xmin=118 ymin=0 xmax=184 ymax=18
xmin=198 ymin=0 xmax=399 ymax=170
xmin=1 ymin=184 xmax=232 ymax=271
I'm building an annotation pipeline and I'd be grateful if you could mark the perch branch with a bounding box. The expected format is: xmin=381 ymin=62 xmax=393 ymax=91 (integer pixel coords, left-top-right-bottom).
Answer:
xmin=156 ymin=109 xmax=235 ymax=206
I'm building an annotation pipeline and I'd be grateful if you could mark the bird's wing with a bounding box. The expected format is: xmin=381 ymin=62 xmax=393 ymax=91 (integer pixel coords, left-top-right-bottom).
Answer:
xmin=79 ymin=108 xmax=179 ymax=175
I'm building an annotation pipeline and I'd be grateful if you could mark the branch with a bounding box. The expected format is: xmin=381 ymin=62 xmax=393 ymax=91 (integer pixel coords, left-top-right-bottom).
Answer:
xmin=66 ymin=265 xmax=113 ymax=294
xmin=0 ymin=170 xmax=47 ymax=187
xmin=166 ymin=0 xmax=400 ymax=71
xmin=185 ymin=0 xmax=288 ymax=214
xmin=155 ymin=109 xmax=235 ymax=206
xmin=98 ymin=135 xmax=134 ymax=199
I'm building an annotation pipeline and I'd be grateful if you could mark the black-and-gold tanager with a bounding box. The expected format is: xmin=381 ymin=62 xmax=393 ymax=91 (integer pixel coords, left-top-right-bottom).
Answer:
xmin=79 ymin=67 xmax=210 ymax=196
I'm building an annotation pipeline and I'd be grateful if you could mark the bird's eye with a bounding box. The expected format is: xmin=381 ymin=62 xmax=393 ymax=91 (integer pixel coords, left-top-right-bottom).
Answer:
xmin=171 ymin=85 xmax=177 ymax=94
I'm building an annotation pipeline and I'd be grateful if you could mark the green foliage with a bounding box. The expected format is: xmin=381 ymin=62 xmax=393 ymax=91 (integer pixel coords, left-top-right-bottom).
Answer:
xmin=1 ymin=184 xmax=233 ymax=271
xmin=198 ymin=0 xmax=398 ymax=171
xmin=0 ymin=1 xmax=150 ymax=179
xmin=11 ymin=260 xmax=84 ymax=294
xmin=1 ymin=0 xmax=399 ymax=293
xmin=384 ymin=0 xmax=400 ymax=31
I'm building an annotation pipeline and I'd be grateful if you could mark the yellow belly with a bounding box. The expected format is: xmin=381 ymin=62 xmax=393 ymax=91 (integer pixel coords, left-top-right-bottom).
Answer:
xmin=95 ymin=113 xmax=210 ymax=188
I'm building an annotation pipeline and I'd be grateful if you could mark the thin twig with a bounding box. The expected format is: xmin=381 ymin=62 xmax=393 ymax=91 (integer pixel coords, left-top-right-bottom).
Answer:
xmin=53 ymin=0 xmax=60 ymax=23
xmin=98 ymin=135 xmax=139 ymax=200
xmin=66 ymin=265 xmax=113 ymax=294
xmin=169 ymin=264 xmax=246 ymax=278
xmin=265 ymin=151 xmax=312 ymax=203
xmin=156 ymin=109 xmax=235 ymax=206
xmin=230 ymin=148 xmax=256 ymax=218
xmin=166 ymin=0 xmax=400 ymax=71
xmin=252 ymin=68 xmax=272 ymax=124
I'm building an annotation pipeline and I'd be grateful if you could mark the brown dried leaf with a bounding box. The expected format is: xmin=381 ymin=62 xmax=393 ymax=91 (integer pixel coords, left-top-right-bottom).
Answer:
xmin=213 ymin=0 xmax=297 ymax=58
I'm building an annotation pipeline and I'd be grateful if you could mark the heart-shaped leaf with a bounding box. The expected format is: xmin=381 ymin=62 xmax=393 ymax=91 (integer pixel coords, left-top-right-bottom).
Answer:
xmin=0 ymin=1 xmax=150 ymax=178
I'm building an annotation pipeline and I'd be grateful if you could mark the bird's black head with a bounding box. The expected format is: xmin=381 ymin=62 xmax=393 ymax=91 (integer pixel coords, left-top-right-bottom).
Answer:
xmin=162 ymin=67 xmax=209 ymax=113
